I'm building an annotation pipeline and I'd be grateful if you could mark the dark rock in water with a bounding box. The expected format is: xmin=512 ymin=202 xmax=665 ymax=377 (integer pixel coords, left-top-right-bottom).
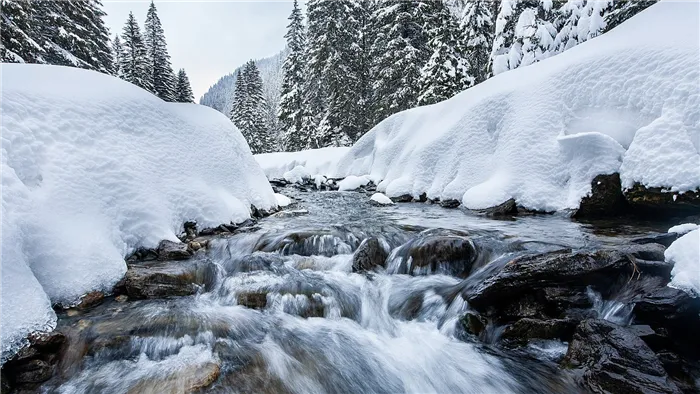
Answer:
xmin=237 ymin=292 xmax=268 ymax=309
xmin=124 ymin=260 xmax=217 ymax=299
xmin=460 ymin=312 xmax=488 ymax=337
xmin=439 ymin=199 xmax=461 ymax=209
xmin=391 ymin=194 xmax=413 ymax=203
xmin=76 ymin=291 xmax=104 ymax=310
xmin=466 ymin=249 xmax=633 ymax=310
xmin=352 ymin=238 xmax=389 ymax=273
xmin=269 ymin=179 xmax=289 ymax=188
xmin=250 ymin=204 xmax=277 ymax=219
xmin=618 ymin=242 xmax=667 ymax=262
xmin=574 ymin=173 xmax=627 ymax=218
xmin=631 ymin=233 xmax=680 ymax=248
xmin=416 ymin=193 xmax=428 ymax=202
xmin=625 ymin=184 xmax=700 ymax=216
xmin=157 ymin=240 xmax=192 ymax=260
xmin=563 ymin=319 xmax=681 ymax=394
xmin=634 ymin=287 xmax=700 ymax=325
xmin=2 ymin=332 xmax=66 ymax=388
xmin=502 ymin=318 xmax=578 ymax=342
xmin=271 ymin=209 xmax=309 ymax=218
xmin=125 ymin=247 xmax=159 ymax=262
xmin=393 ymin=232 xmax=478 ymax=278
xmin=481 ymin=198 xmax=518 ymax=217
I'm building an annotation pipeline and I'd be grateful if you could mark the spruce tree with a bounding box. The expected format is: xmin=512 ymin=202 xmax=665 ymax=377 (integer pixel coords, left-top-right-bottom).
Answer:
xmin=511 ymin=0 xmax=556 ymax=69
xmin=120 ymin=12 xmax=153 ymax=92
xmin=231 ymin=61 xmax=271 ymax=154
xmin=490 ymin=0 xmax=518 ymax=75
xmin=144 ymin=1 xmax=176 ymax=101
xmin=461 ymin=0 xmax=494 ymax=83
xmin=1 ymin=0 xmax=45 ymax=63
xmin=418 ymin=2 xmax=472 ymax=106
xmin=175 ymin=69 xmax=195 ymax=103
xmin=605 ymin=0 xmax=657 ymax=31
xmin=279 ymin=0 xmax=310 ymax=151
xmin=112 ymin=35 xmax=123 ymax=77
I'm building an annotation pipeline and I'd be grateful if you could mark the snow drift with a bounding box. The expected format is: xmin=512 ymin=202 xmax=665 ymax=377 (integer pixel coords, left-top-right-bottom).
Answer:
xmin=1 ymin=64 xmax=276 ymax=361
xmin=333 ymin=1 xmax=699 ymax=211
xmin=255 ymin=147 xmax=350 ymax=181
xmin=665 ymin=229 xmax=700 ymax=297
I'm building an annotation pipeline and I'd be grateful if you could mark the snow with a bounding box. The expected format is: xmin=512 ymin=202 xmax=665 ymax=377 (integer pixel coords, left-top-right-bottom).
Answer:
xmin=665 ymin=229 xmax=700 ymax=297
xmin=283 ymin=165 xmax=311 ymax=184
xmin=338 ymin=175 xmax=371 ymax=191
xmin=370 ymin=193 xmax=394 ymax=206
xmin=1 ymin=64 xmax=276 ymax=362
xmin=332 ymin=1 xmax=699 ymax=211
xmin=669 ymin=223 xmax=699 ymax=236
xmin=275 ymin=193 xmax=293 ymax=207
xmin=255 ymin=147 xmax=350 ymax=181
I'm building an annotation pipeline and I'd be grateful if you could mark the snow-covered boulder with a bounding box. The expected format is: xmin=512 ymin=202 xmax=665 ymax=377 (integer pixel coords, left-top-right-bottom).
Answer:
xmin=668 ymin=223 xmax=699 ymax=236
xmin=255 ymin=147 xmax=350 ymax=180
xmin=370 ymin=193 xmax=394 ymax=206
xmin=665 ymin=229 xmax=699 ymax=297
xmin=334 ymin=1 xmax=699 ymax=212
xmin=275 ymin=193 xmax=293 ymax=207
xmin=1 ymin=64 xmax=276 ymax=362
xmin=338 ymin=175 xmax=371 ymax=191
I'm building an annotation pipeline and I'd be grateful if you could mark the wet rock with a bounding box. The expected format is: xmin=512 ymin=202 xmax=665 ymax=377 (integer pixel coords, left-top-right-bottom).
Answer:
xmin=179 ymin=221 xmax=198 ymax=242
xmin=631 ymin=232 xmax=680 ymax=248
xmin=157 ymin=240 xmax=192 ymax=260
xmin=188 ymin=241 xmax=202 ymax=251
xmin=271 ymin=209 xmax=309 ymax=218
xmin=77 ymin=291 xmax=104 ymax=310
xmin=440 ymin=199 xmax=461 ymax=209
xmin=237 ymin=292 xmax=268 ymax=309
xmin=574 ymin=173 xmax=627 ymax=218
xmin=126 ymin=361 xmax=220 ymax=393
xmin=625 ymin=184 xmax=700 ymax=216
xmin=481 ymin=198 xmax=518 ymax=217
xmin=269 ymin=179 xmax=289 ymax=188
xmin=2 ymin=332 xmax=66 ymax=387
xmin=466 ymin=249 xmax=633 ymax=311
xmin=395 ymin=233 xmax=478 ymax=278
xmin=391 ymin=194 xmax=413 ymax=203
xmin=115 ymin=295 xmax=128 ymax=303
xmin=618 ymin=243 xmax=667 ymax=262
xmin=124 ymin=260 xmax=216 ymax=299
xmin=502 ymin=318 xmax=578 ymax=342
xmin=633 ymin=287 xmax=700 ymax=325
xmin=125 ymin=247 xmax=159 ymax=262
xmin=563 ymin=319 xmax=681 ymax=394
xmin=460 ymin=312 xmax=487 ymax=337
xmin=352 ymin=238 xmax=388 ymax=272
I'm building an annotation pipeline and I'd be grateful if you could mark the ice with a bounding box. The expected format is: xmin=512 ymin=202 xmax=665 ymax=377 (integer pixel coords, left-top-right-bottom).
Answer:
xmin=338 ymin=175 xmax=371 ymax=191
xmin=275 ymin=193 xmax=293 ymax=207
xmin=668 ymin=223 xmax=699 ymax=235
xmin=1 ymin=64 xmax=276 ymax=361
xmin=370 ymin=193 xmax=394 ymax=206
xmin=255 ymin=147 xmax=351 ymax=180
xmin=665 ymin=229 xmax=700 ymax=297
xmin=332 ymin=1 xmax=699 ymax=211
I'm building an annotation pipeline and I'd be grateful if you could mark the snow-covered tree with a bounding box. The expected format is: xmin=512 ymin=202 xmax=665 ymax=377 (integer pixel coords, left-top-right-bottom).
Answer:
xmin=144 ymin=1 xmax=176 ymax=101
xmin=605 ymin=0 xmax=657 ymax=31
xmin=112 ymin=35 xmax=123 ymax=77
xmin=418 ymin=2 xmax=472 ymax=105
xmin=120 ymin=12 xmax=153 ymax=92
xmin=371 ymin=0 xmax=432 ymax=123
xmin=552 ymin=0 xmax=584 ymax=53
xmin=1 ymin=0 xmax=44 ymax=63
xmin=231 ymin=61 xmax=272 ymax=154
xmin=175 ymin=69 xmax=194 ymax=103
xmin=279 ymin=0 xmax=310 ymax=151
xmin=461 ymin=0 xmax=494 ymax=83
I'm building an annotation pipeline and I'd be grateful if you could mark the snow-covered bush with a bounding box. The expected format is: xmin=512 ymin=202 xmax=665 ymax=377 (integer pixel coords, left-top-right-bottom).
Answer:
xmin=1 ymin=64 xmax=276 ymax=361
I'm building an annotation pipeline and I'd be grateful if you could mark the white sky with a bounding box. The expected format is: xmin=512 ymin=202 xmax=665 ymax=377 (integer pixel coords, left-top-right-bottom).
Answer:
xmin=102 ymin=0 xmax=295 ymax=100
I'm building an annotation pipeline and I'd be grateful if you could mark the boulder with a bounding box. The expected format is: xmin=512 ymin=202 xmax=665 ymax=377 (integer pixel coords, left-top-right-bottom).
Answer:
xmin=237 ymin=292 xmax=268 ymax=309
xmin=563 ymin=319 xmax=681 ymax=394
xmin=124 ymin=260 xmax=217 ymax=299
xmin=391 ymin=232 xmax=478 ymax=278
xmin=502 ymin=318 xmax=578 ymax=342
xmin=482 ymin=198 xmax=518 ymax=217
xmin=633 ymin=287 xmax=700 ymax=325
xmin=390 ymin=194 xmax=414 ymax=203
xmin=76 ymin=291 xmax=104 ymax=310
xmin=574 ymin=173 xmax=627 ymax=218
xmin=459 ymin=312 xmax=488 ymax=337
xmin=352 ymin=238 xmax=388 ymax=272
xmin=2 ymin=332 xmax=66 ymax=387
xmin=439 ymin=199 xmax=461 ymax=209
xmin=157 ymin=240 xmax=192 ymax=260
xmin=466 ymin=249 xmax=633 ymax=310
xmin=126 ymin=361 xmax=220 ymax=394
xmin=631 ymin=233 xmax=680 ymax=248
xmin=624 ymin=184 xmax=700 ymax=216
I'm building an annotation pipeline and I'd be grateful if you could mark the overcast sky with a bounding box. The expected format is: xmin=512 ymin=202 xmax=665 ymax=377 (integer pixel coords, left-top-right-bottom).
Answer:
xmin=103 ymin=0 xmax=295 ymax=100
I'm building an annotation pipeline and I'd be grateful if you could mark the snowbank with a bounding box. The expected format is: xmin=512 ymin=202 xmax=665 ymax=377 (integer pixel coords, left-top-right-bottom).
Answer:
xmin=334 ymin=1 xmax=699 ymax=211
xmin=668 ymin=223 xmax=699 ymax=235
xmin=1 ymin=64 xmax=276 ymax=361
xmin=665 ymin=229 xmax=699 ymax=297
xmin=275 ymin=193 xmax=293 ymax=207
xmin=338 ymin=175 xmax=371 ymax=191
xmin=255 ymin=147 xmax=350 ymax=180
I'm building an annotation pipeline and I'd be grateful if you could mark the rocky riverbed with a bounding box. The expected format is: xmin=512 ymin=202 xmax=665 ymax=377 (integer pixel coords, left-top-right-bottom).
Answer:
xmin=2 ymin=185 xmax=699 ymax=394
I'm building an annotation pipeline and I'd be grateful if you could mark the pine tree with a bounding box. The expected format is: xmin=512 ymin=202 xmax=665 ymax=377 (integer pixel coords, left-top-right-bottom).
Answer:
xmin=175 ymin=69 xmax=194 ymax=103
xmin=552 ymin=0 xmax=584 ymax=54
xmin=144 ymin=1 xmax=176 ymax=101
xmin=461 ymin=0 xmax=494 ymax=83
xmin=605 ymin=0 xmax=657 ymax=32
xmin=577 ymin=0 xmax=613 ymax=42
xmin=512 ymin=0 xmax=557 ymax=69
xmin=418 ymin=2 xmax=472 ymax=105
xmin=490 ymin=0 xmax=518 ymax=75
xmin=112 ymin=35 xmax=123 ymax=77
xmin=231 ymin=61 xmax=272 ymax=154
xmin=371 ymin=1 xmax=432 ymax=123
xmin=279 ymin=0 xmax=310 ymax=151
xmin=1 ymin=0 xmax=45 ymax=63
xmin=120 ymin=12 xmax=153 ymax=92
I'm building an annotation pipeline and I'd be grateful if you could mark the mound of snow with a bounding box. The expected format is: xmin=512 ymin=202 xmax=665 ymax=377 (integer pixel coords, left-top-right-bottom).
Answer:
xmin=668 ymin=223 xmax=699 ymax=235
xmin=275 ymin=193 xmax=293 ymax=207
xmin=338 ymin=175 xmax=371 ymax=191
xmin=283 ymin=165 xmax=312 ymax=184
xmin=255 ymin=147 xmax=350 ymax=180
xmin=370 ymin=193 xmax=394 ymax=206
xmin=1 ymin=64 xmax=276 ymax=362
xmin=333 ymin=1 xmax=699 ymax=211
xmin=665 ymin=229 xmax=699 ymax=297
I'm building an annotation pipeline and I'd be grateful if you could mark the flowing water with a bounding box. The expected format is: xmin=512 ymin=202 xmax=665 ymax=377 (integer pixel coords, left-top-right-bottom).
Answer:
xmin=42 ymin=188 xmax=677 ymax=394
